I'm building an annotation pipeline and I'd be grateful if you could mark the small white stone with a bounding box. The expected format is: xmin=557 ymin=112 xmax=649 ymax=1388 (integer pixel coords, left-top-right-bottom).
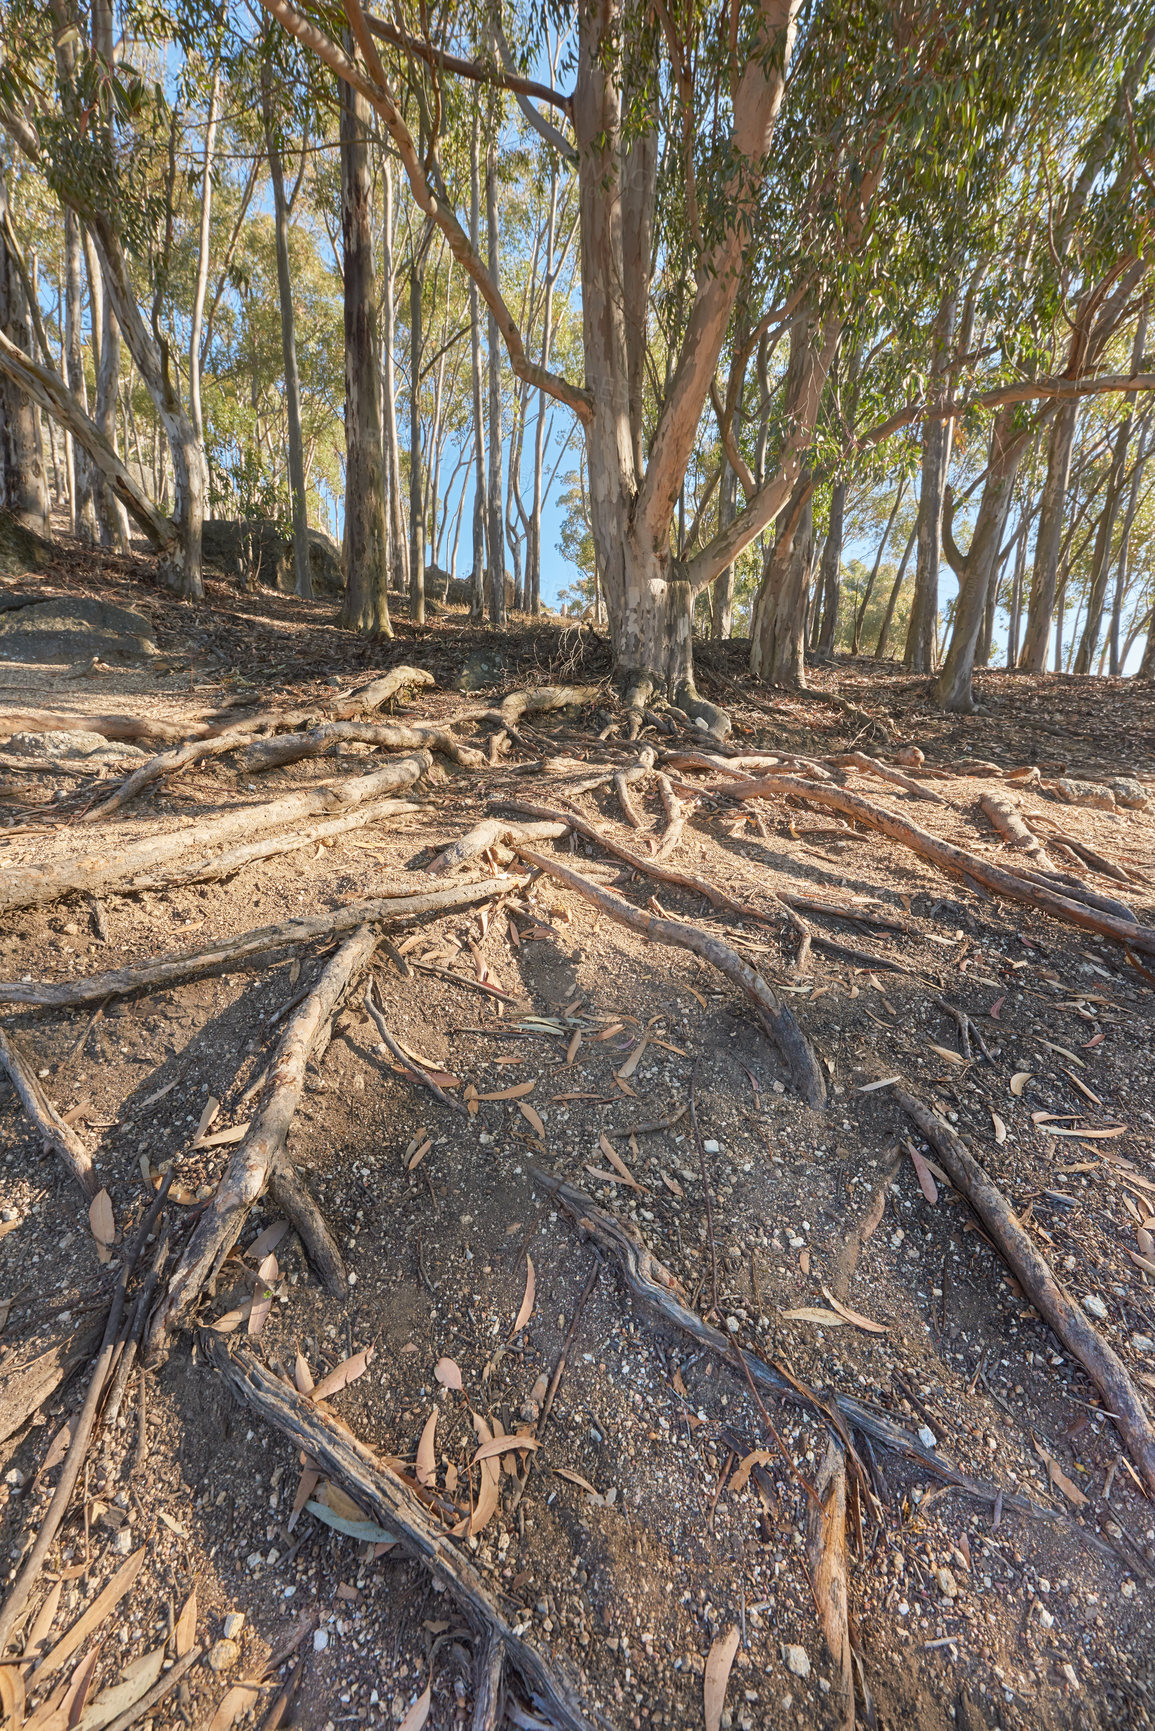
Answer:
xmin=314 ymin=1628 xmax=330 ymax=1653
xmin=222 ymin=1612 xmax=245 ymax=1639
xmin=937 ymin=1567 xmax=958 ymax=1599
xmin=782 ymin=1644 xmax=810 ymax=1679
xmin=1082 ymin=1294 xmax=1108 ymax=1320
xmin=703 ymin=1139 xmax=720 ymax=1154
xmin=726 ymin=1316 xmax=741 ymax=1334
xmin=917 ymin=1425 xmax=937 ymax=1450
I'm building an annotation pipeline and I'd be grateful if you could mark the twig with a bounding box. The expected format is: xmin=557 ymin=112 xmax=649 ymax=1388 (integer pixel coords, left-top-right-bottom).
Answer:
xmin=102 ymin=1644 xmax=204 ymax=1731
xmin=0 ymin=1026 xmax=100 ymax=1199
xmin=363 ymin=980 xmax=468 ymax=1115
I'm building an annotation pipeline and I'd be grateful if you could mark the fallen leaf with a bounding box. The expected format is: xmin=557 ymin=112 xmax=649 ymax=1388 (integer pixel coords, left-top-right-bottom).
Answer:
xmin=565 ymin=1029 xmax=582 ymax=1065
xmin=138 ymin=1079 xmax=177 ymax=1109
xmin=174 ymin=1587 xmax=197 ymax=1657
xmin=470 ymin=1415 xmax=502 ymax=1535
xmin=191 ymin=1122 xmax=250 ymax=1151
xmin=990 ymin=995 xmax=1005 ymax=1019
xmin=928 ymin=1043 xmax=966 ymax=1068
xmin=1038 ymin=1124 xmax=1127 ymax=1140
xmin=193 ymin=1097 xmax=219 ymax=1142
xmin=1129 ymin=1249 xmax=1155 ymax=1277
xmin=34 ymin=1547 xmax=146 ymax=1682
xmin=464 ymin=1084 xmax=479 ymax=1116
xmin=247 ymin=1220 xmax=289 ymax=1262
xmin=206 ymin=1684 xmax=261 ymax=1731
xmin=597 ymin=1133 xmax=642 ymax=1191
xmin=209 ymin=1301 xmax=252 ymax=1333
xmin=519 ymin=1101 xmax=545 ymax=1138
xmin=729 ymin=1451 xmax=774 ymax=1495
xmin=660 ymin=1170 xmax=684 ymax=1197
xmin=416 ymin=1410 xmax=438 ymax=1488
xmin=779 ymin=1307 xmax=847 ymax=1328
xmin=397 ymin=1685 xmax=431 ymax=1731
xmin=820 ymin=1285 xmax=888 ymax=1333
xmin=434 ymin=1357 xmax=463 ymax=1392
xmin=513 ymin=1255 xmax=535 ymax=1334
xmin=87 ymin=1190 xmax=115 ymax=1261
xmin=408 ymin=1138 xmax=432 ymax=1171
xmin=288 ymin=1466 xmax=320 ymax=1532
xmin=478 ymin=1080 xmax=536 ymax=1101
xmin=552 ymin=1466 xmax=599 ymax=1496
xmin=990 ymin=1110 xmax=1008 ymax=1145
xmin=78 ymin=1643 xmax=165 ymax=1731
xmin=616 ymin=1034 xmax=649 ymax=1080
xmin=857 ymin=1076 xmax=899 ymax=1093
xmin=311 ymin=1348 xmax=373 ymax=1403
xmin=1010 ymin=1072 xmax=1032 ymax=1096
xmin=798 ymin=1247 xmax=811 ymax=1276
xmin=22 ymin=1579 xmax=62 ymax=1667
xmin=472 ymin=1434 xmax=540 ymax=1463
xmin=0 ymin=1664 xmax=24 ymax=1728
xmin=703 ymin=1627 xmax=741 ymax=1731
xmin=247 ymin=1253 xmax=278 ymax=1337
xmin=157 ymin=1509 xmax=186 ymax=1538
xmin=294 ymin=1352 xmax=314 ymax=1395
xmin=907 ymin=1143 xmax=939 ymax=1204
xmin=1033 ymin=1438 xmax=1089 ymax=1506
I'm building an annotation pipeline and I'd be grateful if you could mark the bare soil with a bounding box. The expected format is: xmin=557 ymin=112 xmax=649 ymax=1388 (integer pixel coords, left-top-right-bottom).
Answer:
xmin=1 ymin=541 xmax=1153 ymax=1731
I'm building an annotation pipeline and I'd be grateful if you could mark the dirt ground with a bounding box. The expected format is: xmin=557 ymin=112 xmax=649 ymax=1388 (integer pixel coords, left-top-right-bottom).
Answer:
xmin=0 ymin=541 xmax=1153 ymax=1731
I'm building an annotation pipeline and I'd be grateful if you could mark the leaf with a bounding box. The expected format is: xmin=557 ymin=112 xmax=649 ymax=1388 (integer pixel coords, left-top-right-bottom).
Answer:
xmin=857 ymin=1076 xmax=899 ymax=1093
xmin=174 ymin=1587 xmax=197 ymax=1658
xmin=1033 ymin=1438 xmax=1089 ymax=1506
xmin=512 ymin=1255 xmax=535 ymax=1334
xmin=247 ymin=1220 xmax=289 ymax=1262
xmin=23 ymin=1580 xmax=62 ymax=1668
xmin=87 ymin=1191 xmax=115 ymax=1261
xmin=206 ymin=1684 xmax=261 ymax=1731
xmin=779 ymin=1307 xmax=847 ymax=1328
xmin=248 ymin=1254 xmax=278 ymax=1337
xmin=990 ymin=1110 xmax=1007 ymax=1144
xmin=39 ymin=1648 xmax=100 ymax=1731
xmin=906 ymin=1144 xmax=938 ymax=1204
xmin=928 ymin=1043 xmax=966 ymax=1068
xmin=597 ymin=1134 xmax=642 ymax=1191
xmin=552 ymin=1466 xmax=599 ymax=1496
xmin=660 ymin=1170 xmax=685 ymax=1197
xmin=434 ymin=1357 xmax=462 ymax=1392
xmin=311 ymin=1348 xmax=373 ymax=1403
xmin=319 ymin=1482 xmax=371 ymax=1524
xmin=1010 ymin=1072 xmax=1032 ymax=1096
xmin=989 ymin=995 xmax=1005 ymax=1019
xmin=416 ymin=1410 xmax=438 ymax=1488
xmin=78 ymin=1644 xmax=165 ymax=1731
xmin=729 ymin=1450 xmax=774 ymax=1495
xmin=477 ymin=1081 xmax=536 ymax=1101
xmin=288 ymin=1465 xmax=320 ymax=1533
xmin=34 ymin=1547 xmax=146 ymax=1682
xmin=209 ymin=1301 xmax=252 ymax=1333
xmin=464 ymin=1084 xmax=479 ymax=1117
xmin=820 ymin=1286 xmax=888 ymax=1333
xmin=408 ymin=1138 xmax=432 ymax=1171
xmin=191 ymin=1123 xmax=250 ymax=1151
xmin=1038 ymin=1124 xmax=1127 ymax=1140
xmin=0 ymin=1661 xmax=25 ymax=1729
xmin=157 ymin=1510 xmax=186 ymax=1538
xmin=305 ymin=1501 xmax=396 ymax=1544
xmin=397 ymin=1686 xmax=431 ymax=1731
xmin=473 ymin=1434 xmax=539 ymax=1463
xmin=616 ymin=1034 xmax=649 ymax=1080
xmin=565 ymin=1029 xmax=582 ymax=1065
xmin=193 ymin=1097 xmax=219 ymax=1142
xmin=294 ymin=1352 xmax=314 ymax=1395
xmin=703 ymin=1627 xmax=740 ymax=1731
xmin=469 ymin=1415 xmax=502 ymax=1536
xmin=519 ymin=1101 xmax=545 ymax=1138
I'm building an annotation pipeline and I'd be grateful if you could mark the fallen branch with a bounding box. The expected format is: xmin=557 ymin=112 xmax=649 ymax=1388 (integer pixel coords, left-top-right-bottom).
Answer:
xmin=205 ymin=1337 xmax=598 ymax=1731
xmin=151 ymin=927 xmax=380 ymax=1342
xmin=79 ymin=725 xmax=271 ymax=822
xmin=0 ymin=754 xmax=433 ymax=915
xmin=713 ymin=774 xmax=1155 ymax=958
xmin=331 ymin=665 xmax=436 ymax=717
xmin=495 ymin=685 xmax=602 ymax=730
xmin=831 ymin=750 xmax=944 ymax=804
xmin=243 ymin=718 xmax=488 ymax=773
xmin=892 ymin=1082 xmax=1155 ymax=1498
xmin=0 ymin=876 xmax=518 ymax=1010
xmin=428 ymin=818 xmax=568 ymax=875
xmin=979 ymin=792 xmax=1053 ymax=868
xmin=0 ymin=708 xmax=197 ymax=746
xmin=0 ymin=1026 xmax=100 ymax=1198
xmin=808 ymin=1442 xmax=856 ymax=1731
xmin=513 ymin=843 xmax=827 ymax=1108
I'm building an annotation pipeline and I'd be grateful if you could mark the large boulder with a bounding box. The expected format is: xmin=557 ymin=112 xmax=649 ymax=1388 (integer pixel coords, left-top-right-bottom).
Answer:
xmin=202 ymin=519 xmax=343 ymax=594
xmin=425 ymin=565 xmax=514 ymax=608
xmin=0 ymin=595 xmax=158 ymax=664
xmin=0 ymin=512 xmax=53 ymax=579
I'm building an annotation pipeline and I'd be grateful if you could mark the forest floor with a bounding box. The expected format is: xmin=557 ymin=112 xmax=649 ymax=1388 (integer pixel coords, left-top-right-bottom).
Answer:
xmin=0 ymin=538 xmax=1154 ymax=1731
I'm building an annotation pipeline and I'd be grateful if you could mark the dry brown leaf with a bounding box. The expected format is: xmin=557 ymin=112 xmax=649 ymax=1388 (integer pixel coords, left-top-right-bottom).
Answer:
xmin=472 ymin=1434 xmax=540 ymax=1463
xmin=174 ymin=1587 xmax=197 ymax=1658
xmin=319 ymin=1481 xmax=372 ymax=1524
xmin=247 ymin=1253 xmax=278 ymax=1337
xmin=1129 ymin=1249 xmax=1155 ymax=1277
xmin=820 ymin=1285 xmax=888 ymax=1333
xmin=434 ymin=1357 xmax=463 ymax=1392
xmin=191 ymin=1123 xmax=250 ymax=1151
xmin=78 ymin=1644 xmax=165 ymax=1731
xmin=1040 ymin=1123 xmax=1127 ymax=1140
xmin=660 ymin=1170 xmax=684 ymax=1197
xmin=416 ymin=1410 xmax=438 ymax=1489
xmin=87 ymin=1190 xmax=114 ymax=1262
xmin=513 ymin=1255 xmax=535 ymax=1334
xmin=990 ymin=1110 xmax=1008 ymax=1144
xmin=552 ymin=1466 xmax=599 ymax=1496
xmin=478 ymin=1080 xmax=536 ymax=1101
xmin=565 ymin=1029 xmax=582 ymax=1065
xmin=311 ymin=1347 xmax=373 ymax=1403
xmin=779 ymin=1307 xmax=847 ymax=1328
xmin=616 ymin=1034 xmax=649 ymax=1080
xmin=469 ymin=1415 xmax=501 ymax=1536
xmin=519 ymin=1101 xmax=546 ymax=1138
xmin=0 ymin=1662 xmax=25 ymax=1727
xmin=799 ymin=1247 xmax=811 ymax=1276
xmin=22 ymin=1579 xmax=63 ymax=1669
xmin=35 ymin=1647 xmax=100 ymax=1731
xmin=906 ymin=1143 xmax=938 ymax=1205
xmin=729 ymin=1450 xmax=774 ymax=1495
xmin=464 ymin=1084 xmax=479 ymax=1117
xmin=597 ymin=1134 xmax=642 ymax=1191
xmin=288 ymin=1465 xmax=320 ymax=1532
xmin=193 ymin=1097 xmax=219 ymax=1142
xmin=206 ymin=1684 xmax=261 ymax=1731
xmin=408 ymin=1138 xmax=433 ymax=1171
xmin=247 ymin=1220 xmax=289 ymax=1262
xmin=703 ymin=1627 xmax=740 ymax=1731
xmin=928 ymin=1043 xmax=966 ymax=1068
xmin=34 ymin=1547 xmax=146 ymax=1682
xmin=209 ymin=1301 xmax=252 ymax=1333
xmin=397 ymin=1685 xmax=431 ymax=1731
xmin=1033 ymin=1438 xmax=1089 ymax=1506
xmin=1010 ymin=1071 xmax=1032 ymax=1096
xmin=294 ymin=1352 xmax=314 ymax=1395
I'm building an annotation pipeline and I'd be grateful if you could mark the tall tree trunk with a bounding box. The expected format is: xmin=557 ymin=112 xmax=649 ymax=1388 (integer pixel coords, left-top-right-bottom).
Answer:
xmin=874 ymin=524 xmax=917 ymax=659
xmin=380 ymin=155 xmax=407 ymax=594
xmin=1005 ymin=510 xmax=1029 ymax=668
xmin=749 ymin=483 xmax=812 ymax=686
xmin=408 ymin=237 xmax=425 ymax=626
xmin=469 ymin=107 xmax=486 ymax=620
xmin=61 ymin=209 xmax=94 ymax=539
xmin=485 ymin=127 xmax=505 ymax=625
xmin=1074 ymin=312 xmax=1146 ymax=674
xmin=905 ymin=287 xmax=958 ymax=671
xmin=1109 ymin=413 xmax=1150 ymax=675
xmin=852 ymin=475 xmax=905 ymax=652
xmin=815 ymin=478 xmax=845 ymax=654
xmin=528 ymin=170 xmax=559 ymax=616
xmin=262 ymin=56 xmax=312 ymax=600
xmin=935 ymin=405 xmax=1035 ymax=711
xmin=1020 ymin=401 xmax=1078 ymax=670
xmin=0 ymin=179 xmax=50 ymax=535
xmin=189 ymin=52 xmax=221 ymax=453
xmin=338 ymin=51 xmax=391 ymax=637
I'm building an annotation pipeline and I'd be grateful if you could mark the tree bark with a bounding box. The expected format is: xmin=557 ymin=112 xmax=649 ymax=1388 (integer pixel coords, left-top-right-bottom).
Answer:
xmin=815 ymin=478 xmax=845 ymax=653
xmin=189 ymin=53 xmax=221 ymax=452
xmin=263 ymin=56 xmax=312 ymax=600
xmin=339 ymin=55 xmax=392 ymax=637
xmin=409 ymin=235 xmax=426 ymax=625
xmin=905 ymin=287 xmax=957 ymax=671
xmin=61 ymin=207 xmax=95 ymax=539
xmin=380 ymin=156 xmax=408 ymax=594
xmin=1020 ymin=402 xmax=1077 ymax=671
xmin=1109 ymin=411 xmax=1150 ymax=675
xmin=749 ymin=483 xmax=812 ymax=686
xmin=1074 ymin=316 xmax=1145 ymax=673
xmin=852 ymin=475 xmax=905 ymax=653
xmin=0 ymin=178 xmax=50 ymax=536
xmin=874 ymin=523 xmax=916 ymax=659
xmin=485 ymin=125 xmax=506 ymax=625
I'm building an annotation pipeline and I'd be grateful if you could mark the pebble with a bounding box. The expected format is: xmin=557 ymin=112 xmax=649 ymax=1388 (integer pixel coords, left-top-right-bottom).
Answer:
xmin=937 ymin=1568 xmax=958 ymax=1599
xmin=314 ymin=1629 xmax=330 ymax=1653
xmin=703 ymin=1140 xmax=720 ymax=1154
xmin=1082 ymin=1294 xmax=1108 ymax=1320
xmin=917 ymin=1426 xmax=937 ymax=1450
xmin=222 ymin=1612 xmax=245 ymax=1638
xmin=782 ymin=1645 xmax=810 ymax=1679
xmin=208 ymin=1639 xmax=240 ymax=1673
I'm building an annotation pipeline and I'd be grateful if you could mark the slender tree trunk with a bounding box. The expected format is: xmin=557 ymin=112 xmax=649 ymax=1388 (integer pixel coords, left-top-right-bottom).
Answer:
xmin=905 ymin=287 xmax=957 ymax=671
xmin=408 ymin=238 xmax=425 ymax=626
xmin=749 ymin=483 xmax=812 ymax=686
xmin=874 ymin=523 xmax=917 ymax=659
xmin=0 ymin=179 xmax=50 ymax=535
xmin=1005 ymin=511 xmax=1028 ymax=668
xmin=380 ymin=156 xmax=407 ymax=594
xmin=528 ymin=171 xmax=559 ymax=616
xmin=338 ymin=51 xmax=391 ymax=637
xmin=815 ymin=478 xmax=846 ymax=654
xmin=1074 ymin=313 xmax=1146 ymax=673
xmin=1020 ymin=401 xmax=1078 ymax=670
xmin=62 ymin=210 xmax=95 ymax=539
xmin=189 ymin=53 xmax=220 ymax=453
xmin=485 ymin=127 xmax=505 ymax=625
xmin=469 ymin=107 xmax=486 ymax=620
xmin=262 ymin=57 xmax=312 ymax=600
xmin=852 ymin=475 xmax=905 ymax=652
xmin=1109 ymin=414 xmax=1150 ymax=675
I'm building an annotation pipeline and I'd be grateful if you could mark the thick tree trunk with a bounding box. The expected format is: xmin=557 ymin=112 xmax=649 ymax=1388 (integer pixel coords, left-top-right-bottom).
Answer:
xmin=263 ymin=60 xmax=312 ymax=601
xmin=1020 ymin=401 xmax=1078 ymax=671
xmin=339 ymin=63 xmax=392 ymax=637
xmin=189 ymin=55 xmax=220 ymax=452
xmin=485 ymin=130 xmax=505 ymax=625
xmin=935 ymin=407 xmax=1034 ymax=711
xmin=409 ymin=242 xmax=425 ymax=625
xmin=62 ymin=209 xmax=95 ymax=540
xmin=749 ymin=484 xmax=812 ymax=687
xmin=380 ymin=156 xmax=408 ymax=594
xmin=815 ymin=478 xmax=845 ymax=654
xmin=905 ymin=288 xmax=957 ymax=672
xmin=0 ymin=181 xmax=50 ymax=536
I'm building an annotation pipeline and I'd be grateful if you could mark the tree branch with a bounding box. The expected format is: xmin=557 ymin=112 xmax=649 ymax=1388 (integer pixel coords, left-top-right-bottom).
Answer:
xmin=365 ymin=11 xmax=574 ymax=118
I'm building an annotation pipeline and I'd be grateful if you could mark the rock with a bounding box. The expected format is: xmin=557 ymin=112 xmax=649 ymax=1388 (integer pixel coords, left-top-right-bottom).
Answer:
xmin=2 ymin=729 xmax=147 ymax=762
xmin=222 ymin=1612 xmax=245 ymax=1638
xmin=208 ymin=1638 xmax=240 ymax=1673
xmin=782 ymin=1645 xmax=810 ymax=1680
xmin=0 ymin=596 xmax=159 ymax=664
xmin=453 ymin=647 xmax=509 ymax=692
xmin=203 ymin=519 xmax=343 ymax=594
xmin=894 ymin=745 xmax=924 ymax=766
xmin=0 ymin=512 xmax=53 ymax=578
xmin=1109 ymin=777 xmax=1148 ymax=810
xmin=937 ymin=1567 xmax=959 ymax=1598
xmin=1082 ymin=1293 xmax=1108 ymax=1319
xmin=917 ymin=1425 xmax=937 ymax=1449
xmin=1053 ymin=776 xmax=1116 ymax=811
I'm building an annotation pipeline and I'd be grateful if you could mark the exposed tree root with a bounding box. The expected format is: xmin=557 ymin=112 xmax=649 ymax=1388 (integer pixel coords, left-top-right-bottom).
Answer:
xmin=80 ymin=725 xmax=276 ymax=822
xmin=243 ymin=718 xmax=488 ymax=773
xmin=512 ymin=843 xmax=828 ymax=1108
xmin=808 ymin=1441 xmax=856 ymax=1731
xmin=714 ymin=774 xmax=1155 ymax=958
xmin=331 ymin=666 xmax=436 ymax=717
xmin=0 ymin=708 xmax=200 ymax=746
xmin=0 ymin=1025 xmax=100 ymax=1198
xmin=120 ymin=799 xmax=421 ymax=894
xmin=893 ymin=1082 xmax=1155 ymax=1498
xmin=979 ymin=791 xmax=1054 ymax=868
xmin=0 ymin=877 xmax=517 ymax=1009
xmin=471 ymin=1628 xmax=505 ymax=1731
xmin=0 ymin=754 xmax=434 ymax=916
xmin=830 ymin=749 xmax=945 ymax=804
xmin=204 ymin=1338 xmax=600 ymax=1731
xmin=495 ymin=685 xmax=603 ymax=730
xmin=150 ymin=927 xmax=380 ymax=1344
xmin=428 ymin=818 xmax=568 ymax=875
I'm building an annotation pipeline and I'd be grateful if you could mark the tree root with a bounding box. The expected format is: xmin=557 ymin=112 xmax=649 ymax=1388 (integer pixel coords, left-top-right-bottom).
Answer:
xmin=0 ymin=754 xmax=434 ymax=916
xmin=830 ymin=750 xmax=945 ymax=804
xmin=713 ymin=773 xmax=1155 ymax=958
xmin=512 ymin=842 xmax=828 ymax=1108
xmin=893 ymin=1082 xmax=1155 ymax=1498
xmin=243 ymin=718 xmax=488 ymax=773
xmin=203 ymin=1337 xmax=600 ymax=1731
xmin=150 ymin=927 xmax=380 ymax=1344
xmin=330 ymin=665 xmax=436 ymax=717
xmin=808 ymin=1441 xmax=856 ymax=1731
xmin=0 ymin=1025 xmax=100 ymax=1199
xmin=0 ymin=707 xmax=201 ymax=746
xmin=427 ymin=818 xmax=568 ymax=875
xmin=0 ymin=876 xmax=517 ymax=1010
